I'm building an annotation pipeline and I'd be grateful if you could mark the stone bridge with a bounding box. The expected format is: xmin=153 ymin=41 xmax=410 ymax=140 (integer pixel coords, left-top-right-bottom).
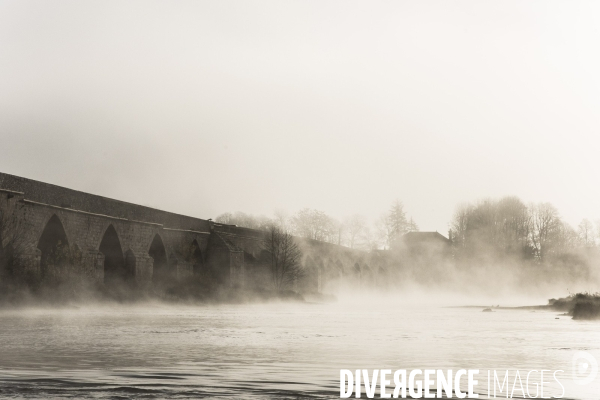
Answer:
xmin=0 ymin=173 xmax=387 ymax=294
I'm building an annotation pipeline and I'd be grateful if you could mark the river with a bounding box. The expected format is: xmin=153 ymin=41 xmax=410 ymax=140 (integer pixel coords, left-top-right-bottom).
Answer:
xmin=0 ymin=296 xmax=598 ymax=399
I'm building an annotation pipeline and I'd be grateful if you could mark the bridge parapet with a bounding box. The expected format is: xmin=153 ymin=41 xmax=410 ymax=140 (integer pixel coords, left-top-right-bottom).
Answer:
xmin=0 ymin=173 xmax=388 ymax=296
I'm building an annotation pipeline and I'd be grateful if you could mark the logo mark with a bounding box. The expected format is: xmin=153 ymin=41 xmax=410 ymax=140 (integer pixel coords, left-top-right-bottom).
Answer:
xmin=572 ymin=351 xmax=598 ymax=385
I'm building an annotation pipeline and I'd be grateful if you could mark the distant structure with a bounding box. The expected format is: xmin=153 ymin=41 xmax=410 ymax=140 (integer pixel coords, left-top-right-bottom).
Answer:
xmin=396 ymin=231 xmax=453 ymax=283
xmin=402 ymin=231 xmax=451 ymax=252
xmin=0 ymin=173 xmax=395 ymax=294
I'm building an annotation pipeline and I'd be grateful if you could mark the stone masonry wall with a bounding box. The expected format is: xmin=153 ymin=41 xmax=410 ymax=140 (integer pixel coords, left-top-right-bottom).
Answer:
xmin=0 ymin=173 xmax=210 ymax=232
xmin=0 ymin=189 xmax=210 ymax=286
xmin=0 ymin=173 xmax=386 ymax=294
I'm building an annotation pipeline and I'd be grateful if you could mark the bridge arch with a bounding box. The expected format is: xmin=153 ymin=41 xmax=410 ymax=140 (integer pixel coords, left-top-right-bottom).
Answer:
xmin=191 ymin=239 xmax=204 ymax=275
xmin=37 ymin=214 xmax=70 ymax=273
xmin=149 ymin=233 xmax=170 ymax=284
xmin=124 ymin=249 xmax=137 ymax=279
xmin=99 ymin=224 xmax=129 ymax=285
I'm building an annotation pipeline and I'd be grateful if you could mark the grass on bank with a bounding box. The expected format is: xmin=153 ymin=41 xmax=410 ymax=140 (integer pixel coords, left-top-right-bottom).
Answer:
xmin=549 ymin=292 xmax=600 ymax=320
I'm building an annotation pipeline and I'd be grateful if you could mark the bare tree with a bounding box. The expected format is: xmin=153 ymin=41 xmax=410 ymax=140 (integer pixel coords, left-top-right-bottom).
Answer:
xmin=343 ymin=214 xmax=368 ymax=249
xmin=450 ymin=197 xmax=535 ymax=260
xmin=273 ymin=209 xmax=290 ymax=231
xmin=263 ymin=225 xmax=303 ymax=292
xmin=375 ymin=212 xmax=394 ymax=250
xmin=450 ymin=203 xmax=472 ymax=249
xmin=357 ymin=225 xmax=378 ymax=251
xmin=553 ymin=221 xmax=578 ymax=254
xmin=529 ymin=202 xmax=561 ymax=261
xmin=578 ymin=219 xmax=596 ymax=247
xmin=214 ymin=212 xmax=233 ymax=224
xmin=497 ymin=196 xmax=531 ymax=255
xmin=290 ymin=208 xmax=336 ymax=242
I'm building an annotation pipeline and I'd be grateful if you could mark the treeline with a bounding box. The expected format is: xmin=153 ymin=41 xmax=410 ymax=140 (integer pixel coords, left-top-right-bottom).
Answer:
xmin=216 ymin=195 xmax=600 ymax=262
xmin=217 ymin=195 xmax=600 ymax=289
xmin=215 ymin=200 xmax=418 ymax=250
xmin=446 ymin=196 xmax=600 ymax=289
xmin=450 ymin=196 xmax=599 ymax=262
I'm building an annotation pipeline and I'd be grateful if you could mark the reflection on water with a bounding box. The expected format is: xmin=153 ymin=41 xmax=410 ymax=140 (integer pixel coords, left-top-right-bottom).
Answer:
xmin=0 ymin=301 xmax=598 ymax=399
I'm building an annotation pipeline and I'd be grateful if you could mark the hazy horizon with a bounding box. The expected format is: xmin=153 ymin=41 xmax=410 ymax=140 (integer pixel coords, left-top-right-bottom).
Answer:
xmin=2 ymin=1 xmax=600 ymax=232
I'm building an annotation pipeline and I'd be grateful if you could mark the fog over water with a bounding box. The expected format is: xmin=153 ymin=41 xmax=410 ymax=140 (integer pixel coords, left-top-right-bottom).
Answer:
xmin=0 ymin=300 xmax=597 ymax=399
xmin=2 ymin=1 xmax=600 ymax=399
xmin=2 ymin=1 xmax=600 ymax=231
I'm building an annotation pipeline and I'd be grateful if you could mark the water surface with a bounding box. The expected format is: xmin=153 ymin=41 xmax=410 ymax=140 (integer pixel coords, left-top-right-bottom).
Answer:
xmin=0 ymin=301 xmax=597 ymax=399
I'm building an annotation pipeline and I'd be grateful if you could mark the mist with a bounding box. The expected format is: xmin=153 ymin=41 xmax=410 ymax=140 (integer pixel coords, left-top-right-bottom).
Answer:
xmin=3 ymin=1 xmax=600 ymax=234
xmin=2 ymin=2 xmax=600 ymax=398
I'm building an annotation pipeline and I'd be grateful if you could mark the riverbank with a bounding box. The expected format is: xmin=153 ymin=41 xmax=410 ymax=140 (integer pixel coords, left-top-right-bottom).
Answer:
xmin=549 ymin=293 xmax=600 ymax=319
xmin=452 ymin=292 xmax=600 ymax=320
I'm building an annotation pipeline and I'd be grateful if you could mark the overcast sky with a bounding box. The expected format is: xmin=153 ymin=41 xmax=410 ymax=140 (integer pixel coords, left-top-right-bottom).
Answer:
xmin=1 ymin=1 xmax=600 ymax=232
